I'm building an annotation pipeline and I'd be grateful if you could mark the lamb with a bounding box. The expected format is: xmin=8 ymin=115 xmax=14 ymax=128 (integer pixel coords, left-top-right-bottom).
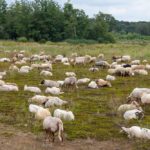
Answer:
xmin=45 ymin=87 xmax=64 ymax=95
xmin=117 ymin=101 xmax=142 ymax=113
xmin=77 ymin=78 xmax=90 ymax=85
xmin=121 ymin=126 xmax=150 ymax=139
xmin=123 ymin=109 xmax=144 ymax=120
xmin=127 ymin=88 xmax=150 ymax=102
xmin=44 ymin=97 xmax=67 ymax=107
xmin=28 ymin=95 xmax=48 ymax=104
xmin=40 ymin=80 xmax=59 ymax=88
xmin=43 ymin=116 xmax=64 ymax=142
xmin=88 ymin=81 xmax=98 ymax=89
xmin=24 ymin=85 xmax=41 ymax=93
xmin=96 ymin=79 xmax=112 ymax=87
xmin=106 ymin=75 xmax=116 ymax=81
xmin=54 ymin=109 xmax=75 ymax=121
xmin=64 ymin=76 xmax=78 ymax=89
xmin=40 ymin=70 xmax=53 ymax=76
xmin=65 ymin=72 xmax=76 ymax=77
xmin=29 ymin=104 xmax=51 ymax=120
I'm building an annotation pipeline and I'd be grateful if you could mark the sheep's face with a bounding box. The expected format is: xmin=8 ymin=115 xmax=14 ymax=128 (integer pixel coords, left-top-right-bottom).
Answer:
xmin=136 ymin=112 xmax=144 ymax=120
xmin=41 ymin=80 xmax=45 ymax=84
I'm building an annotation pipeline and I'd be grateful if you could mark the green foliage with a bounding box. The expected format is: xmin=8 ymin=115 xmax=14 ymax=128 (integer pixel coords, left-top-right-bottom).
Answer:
xmin=17 ymin=37 xmax=28 ymax=42
xmin=65 ymin=39 xmax=98 ymax=44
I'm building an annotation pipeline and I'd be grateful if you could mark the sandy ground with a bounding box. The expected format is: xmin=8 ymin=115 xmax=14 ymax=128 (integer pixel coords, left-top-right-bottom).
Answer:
xmin=0 ymin=123 xmax=133 ymax=150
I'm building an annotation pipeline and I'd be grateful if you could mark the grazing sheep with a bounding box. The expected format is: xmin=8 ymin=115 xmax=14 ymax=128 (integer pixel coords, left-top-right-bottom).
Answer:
xmin=121 ymin=55 xmax=131 ymax=62
xmin=121 ymin=126 xmax=150 ymax=139
xmin=88 ymin=81 xmax=98 ymax=89
xmin=108 ymin=69 xmax=116 ymax=75
xmin=57 ymin=80 xmax=64 ymax=87
xmin=39 ymin=63 xmax=52 ymax=71
xmin=96 ymin=79 xmax=112 ymax=87
xmin=40 ymin=70 xmax=53 ymax=76
xmin=9 ymin=65 xmax=19 ymax=72
xmin=89 ymin=67 xmax=99 ymax=72
xmin=45 ymin=87 xmax=64 ymax=95
xmin=64 ymin=76 xmax=78 ymax=89
xmin=41 ymin=80 xmax=59 ymax=88
xmin=29 ymin=104 xmax=51 ymax=120
xmin=131 ymin=60 xmax=140 ymax=65
xmin=65 ymin=72 xmax=76 ymax=77
xmin=77 ymin=78 xmax=90 ymax=85
xmin=44 ymin=97 xmax=67 ymax=107
xmin=132 ymin=65 xmax=145 ymax=70
xmin=127 ymin=88 xmax=150 ymax=102
xmin=0 ymin=71 xmax=6 ymax=76
xmin=18 ymin=68 xmax=30 ymax=74
xmin=122 ymin=64 xmax=131 ymax=68
xmin=0 ymin=58 xmax=10 ymax=62
xmin=0 ymin=84 xmax=19 ymax=91
xmin=55 ymin=55 xmax=64 ymax=62
xmin=106 ymin=75 xmax=116 ymax=81
xmin=95 ymin=61 xmax=110 ymax=68
xmin=141 ymin=93 xmax=150 ymax=104
xmin=134 ymin=69 xmax=148 ymax=75
xmin=28 ymin=95 xmax=48 ymax=104
xmin=54 ymin=109 xmax=75 ymax=121
xmin=145 ymin=64 xmax=150 ymax=70
xmin=24 ymin=85 xmax=41 ymax=93
xmin=43 ymin=116 xmax=64 ymax=142
xmin=118 ymin=101 xmax=142 ymax=113
xmin=123 ymin=109 xmax=144 ymax=120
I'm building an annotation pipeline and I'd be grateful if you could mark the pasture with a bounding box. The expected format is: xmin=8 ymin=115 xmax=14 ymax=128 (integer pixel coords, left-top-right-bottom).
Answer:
xmin=0 ymin=41 xmax=150 ymax=149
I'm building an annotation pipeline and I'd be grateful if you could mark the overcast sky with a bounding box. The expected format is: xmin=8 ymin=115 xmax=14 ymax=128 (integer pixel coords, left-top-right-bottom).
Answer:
xmin=7 ymin=0 xmax=150 ymax=21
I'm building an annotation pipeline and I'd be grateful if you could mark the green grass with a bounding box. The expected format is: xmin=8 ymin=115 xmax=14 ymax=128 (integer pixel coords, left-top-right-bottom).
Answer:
xmin=1 ymin=40 xmax=150 ymax=149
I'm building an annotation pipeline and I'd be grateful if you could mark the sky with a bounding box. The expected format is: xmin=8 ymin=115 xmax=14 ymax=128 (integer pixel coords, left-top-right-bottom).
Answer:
xmin=6 ymin=0 xmax=150 ymax=21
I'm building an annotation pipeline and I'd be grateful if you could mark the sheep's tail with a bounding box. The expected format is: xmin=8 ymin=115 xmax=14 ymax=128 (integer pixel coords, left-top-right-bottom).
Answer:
xmin=58 ymin=120 xmax=64 ymax=142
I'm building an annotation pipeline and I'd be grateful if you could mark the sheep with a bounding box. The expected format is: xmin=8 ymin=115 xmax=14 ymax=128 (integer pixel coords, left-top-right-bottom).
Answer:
xmin=145 ymin=64 xmax=150 ymax=70
xmin=121 ymin=55 xmax=131 ymax=62
xmin=0 ymin=58 xmax=10 ymax=62
xmin=108 ymin=69 xmax=116 ymax=75
xmin=122 ymin=64 xmax=131 ymax=68
xmin=96 ymin=79 xmax=112 ymax=87
xmin=123 ymin=109 xmax=144 ymax=120
xmin=44 ymin=97 xmax=67 ymax=107
xmin=57 ymin=80 xmax=64 ymax=87
xmin=54 ymin=109 xmax=75 ymax=121
xmin=54 ymin=55 xmax=64 ymax=62
xmin=43 ymin=116 xmax=64 ymax=142
xmin=117 ymin=101 xmax=142 ymax=113
xmin=131 ymin=65 xmax=145 ymax=70
xmin=28 ymin=95 xmax=48 ymax=104
xmin=24 ymin=85 xmax=41 ymax=93
xmin=134 ymin=69 xmax=148 ymax=75
xmin=65 ymin=72 xmax=76 ymax=77
xmin=0 ymin=84 xmax=19 ymax=92
xmin=15 ymin=60 xmax=26 ymax=65
xmin=143 ymin=60 xmax=148 ymax=63
xmin=95 ymin=61 xmax=110 ymax=68
xmin=40 ymin=80 xmax=59 ymax=88
xmin=0 ymin=80 xmax=5 ymax=85
xmin=141 ymin=93 xmax=150 ymax=104
xmin=64 ymin=76 xmax=78 ymax=89
xmin=106 ymin=75 xmax=116 ymax=81
xmin=89 ymin=67 xmax=99 ymax=72
xmin=0 ymin=71 xmax=6 ymax=76
xmin=39 ymin=63 xmax=52 ymax=71
xmin=9 ymin=65 xmax=19 ymax=72
xmin=29 ymin=104 xmax=51 ymax=120
xmin=88 ymin=81 xmax=98 ymax=89
xmin=40 ymin=70 xmax=53 ymax=76
xmin=131 ymin=60 xmax=140 ymax=65
xmin=73 ymin=56 xmax=91 ymax=65
xmin=18 ymin=68 xmax=30 ymax=74
xmin=98 ymin=53 xmax=104 ymax=60
xmin=121 ymin=126 xmax=150 ymax=139
xmin=77 ymin=78 xmax=90 ymax=85
xmin=127 ymin=88 xmax=150 ymax=102
xmin=61 ymin=57 xmax=69 ymax=63
xmin=45 ymin=87 xmax=64 ymax=95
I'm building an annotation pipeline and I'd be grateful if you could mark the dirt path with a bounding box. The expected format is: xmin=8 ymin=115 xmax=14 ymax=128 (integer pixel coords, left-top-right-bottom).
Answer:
xmin=0 ymin=123 xmax=133 ymax=150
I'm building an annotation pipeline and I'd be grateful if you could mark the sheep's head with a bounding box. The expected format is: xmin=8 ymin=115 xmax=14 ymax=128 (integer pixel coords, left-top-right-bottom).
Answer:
xmin=41 ymin=80 xmax=45 ymax=84
xmin=135 ymin=111 xmax=144 ymax=120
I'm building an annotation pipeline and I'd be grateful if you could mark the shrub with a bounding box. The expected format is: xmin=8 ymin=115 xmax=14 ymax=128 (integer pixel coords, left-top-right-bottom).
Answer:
xmin=17 ymin=37 xmax=28 ymax=42
xmin=65 ymin=39 xmax=98 ymax=44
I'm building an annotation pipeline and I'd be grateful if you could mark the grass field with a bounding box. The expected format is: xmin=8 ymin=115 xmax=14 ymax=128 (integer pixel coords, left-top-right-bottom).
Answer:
xmin=1 ymin=40 xmax=150 ymax=149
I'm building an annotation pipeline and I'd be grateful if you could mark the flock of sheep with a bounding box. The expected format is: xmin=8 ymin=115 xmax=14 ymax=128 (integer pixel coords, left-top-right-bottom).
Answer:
xmin=1 ymin=50 xmax=150 ymax=142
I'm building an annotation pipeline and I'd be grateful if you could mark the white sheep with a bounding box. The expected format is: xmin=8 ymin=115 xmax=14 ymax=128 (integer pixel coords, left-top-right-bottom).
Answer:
xmin=134 ymin=69 xmax=148 ymax=75
xmin=106 ymin=75 xmax=116 ymax=81
xmin=88 ymin=81 xmax=98 ymax=89
xmin=121 ymin=126 xmax=150 ymax=139
xmin=54 ymin=109 xmax=75 ymax=121
xmin=0 ymin=84 xmax=19 ymax=92
xmin=131 ymin=60 xmax=140 ymax=65
xmin=96 ymin=79 xmax=112 ymax=87
xmin=123 ymin=109 xmax=144 ymax=120
xmin=77 ymin=78 xmax=90 ymax=85
xmin=65 ymin=72 xmax=76 ymax=77
xmin=24 ymin=85 xmax=41 ymax=93
xmin=43 ymin=116 xmax=64 ymax=142
xmin=9 ymin=65 xmax=19 ymax=72
xmin=64 ymin=76 xmax=78 ymax=89
xmin=45 ymin=87 xmax=64 ymax=95
xmin=40 ymin=70 xmax=53 ymax=76
xmin=145 ymin=64 xmax=150 ymax=70
xmin=89 ymin=67 xmax=99 ymax=72
xmin=44 ymin=97 xmax=67 ymax=107
xmin=141 ymin=93 xmax=150 ymax=104
xmin=0 ymin=58 xmax=10 ymax=62
xmin=28 ymin=95 xmax=48 ymax=104
xmin=41 ymin=80 xmax=59 ymax=88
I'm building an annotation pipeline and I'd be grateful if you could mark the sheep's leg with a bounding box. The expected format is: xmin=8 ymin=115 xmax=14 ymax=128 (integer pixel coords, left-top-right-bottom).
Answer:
xmin=52 ymin=133 xmax=55 ymax=142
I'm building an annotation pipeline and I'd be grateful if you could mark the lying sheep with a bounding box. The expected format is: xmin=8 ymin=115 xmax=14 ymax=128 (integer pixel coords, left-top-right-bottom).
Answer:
xmin=117 ymin=101 xmax=142 ymax=113
xmin=121 ymin=126 xmax=150 ymax=139
xmin=45 ymin=87 xmax=64 ymax=95
xmin=24 ymin=85 xmax=41 ymax=93
xmin=41 ymin=80 xmax=59 ymax=88
xmin=53 ymin=109 xmax=75 ymax=121
xmin=106 ymin=75 xmax=116 ymax=81
xmin=96 ymin=79 xmax=112 ymax=87
xmin=65 ymin=72 xmax=76 ymax=77
xmin=44 ymin=97 xmax=67 ymax=107
xmin=134 ymin=69 xmax=148 ymax=75
xmin=29 ymin=104 xmax=51 ymax=120
xmin=28 ymin=95 xmax=48 ymax=104
xmin=43 ymin=116 xmax=64 ymax=142
xmin=123 ymin=109 xmax=144 ymax=120
xmin=77 ymin=78 xmax=90 ymax=85
xmin=40 ymin=70 xmax=53 ymax=76
xmin=88 ymin=81 xmax=98 ymax=89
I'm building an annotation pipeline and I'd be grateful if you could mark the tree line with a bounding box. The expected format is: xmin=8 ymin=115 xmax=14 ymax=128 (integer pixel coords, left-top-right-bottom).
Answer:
xmin=0 ymin=0 xmax=150 ymax=43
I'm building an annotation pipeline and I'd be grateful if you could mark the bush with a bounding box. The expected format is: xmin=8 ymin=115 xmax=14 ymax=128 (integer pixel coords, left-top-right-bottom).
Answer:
xmin=39 ymin=39 xmax=46 ymax=44
xmin=17 ymin=37 xmax=28 ymax=42
xmin=98 ymin=33 xmax=116 ymax=43
xmin=65 ymin=39 xmax=98 ymax=44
